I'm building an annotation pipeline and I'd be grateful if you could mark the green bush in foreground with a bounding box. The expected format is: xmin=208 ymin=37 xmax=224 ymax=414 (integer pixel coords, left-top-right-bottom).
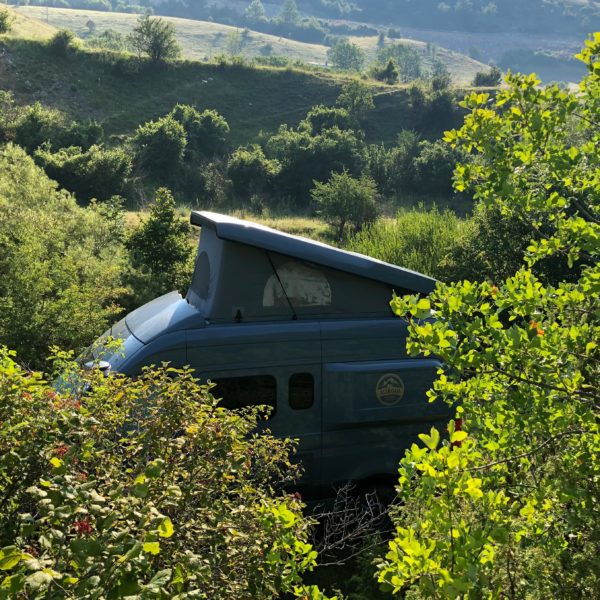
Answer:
xmin=0 ymin=348 xmax=332 ymax=599
xmin=377 ymin=35 xmax=600 ymax=598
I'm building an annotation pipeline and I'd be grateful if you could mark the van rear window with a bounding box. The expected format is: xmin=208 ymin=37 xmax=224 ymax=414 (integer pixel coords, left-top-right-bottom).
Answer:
xmin=289 ymin=373 xmax=314 ymax=410
xmin=212 ymin=375 xmax=277 ymax=417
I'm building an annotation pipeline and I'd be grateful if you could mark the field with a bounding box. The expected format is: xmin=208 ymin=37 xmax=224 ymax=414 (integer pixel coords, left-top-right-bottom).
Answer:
xmin=13 ymin=6 xmax=489 ymax=84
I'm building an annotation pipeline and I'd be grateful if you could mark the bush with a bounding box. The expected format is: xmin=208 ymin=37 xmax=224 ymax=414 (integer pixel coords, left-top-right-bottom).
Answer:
xmin=312 ymin=170 xmax=379 ymax=241
xmin=170 ymin=104 xmax=230 ymax=157
xmin=371 ymin=58 xmax=399 ymax=84
xmin=0 ymin=8 xmax=14 ymax=34
xmin=227 ymin=144 xmax=281 ymax=199
xmin=378 ymin=38 xmax=600 ymax=598
xmin=376 ymin=43 xmax=421 ymax=82
xmin=412 ymin=138 xmax=462 ymax=196
xmin=0 ymin=348 xmax=327 ymax=599
xmin=125 ymin=188 xmax=193 ymax=306
xmin=473 ymin=65 xmax=503 ymax=86
xmin=267 ymin=125 xmax=367 ymax=207
xmin=133 ymin=115 xmax=187 ymax=181
xmin=345 ymin=206 xmax=468 ymax=280
xmin=0 ymin=145 xmax=124 ymax=367
xmin=34 ymin=144 xmax=133 ymax=202
xmin=327 ymin=39 xmax=365 ymax=71
xmin=49 ymin=29 xmax=78 ymax=56
xmin=300 ymin=105 xmax=353 ymax=134
xmin=13 ymin=103 xmax=103 ymax=153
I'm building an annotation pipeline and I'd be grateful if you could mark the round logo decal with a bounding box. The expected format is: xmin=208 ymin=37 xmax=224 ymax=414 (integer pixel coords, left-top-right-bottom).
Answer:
xmin=376 ymin=374 xmax=405 ymax=406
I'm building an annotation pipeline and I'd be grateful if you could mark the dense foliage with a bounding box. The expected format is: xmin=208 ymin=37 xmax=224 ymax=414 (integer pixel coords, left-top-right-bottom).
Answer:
xmin=0 ymin=145 xmax=124 ymax=367
xmin=130 ymin=14 xmax=181 ymax=64
xmin=0 ymin=348 xmax=332 ymax=599
xmin=377 ymin=35 xmax=600 ymax=598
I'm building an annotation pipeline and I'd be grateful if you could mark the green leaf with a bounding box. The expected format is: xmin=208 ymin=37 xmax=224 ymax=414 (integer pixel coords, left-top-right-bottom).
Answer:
xmin=418 ymin=427 xmax=440 ymax=450
xmin=143 ymin=542 xmax=160 ymax=555
xmin=157 ymin=517 xmax=174 ymax=539
xmin=450 ymin=431 xmax=468 ymax=444
xmin=49 ymin=457 xmax=62 ymax=468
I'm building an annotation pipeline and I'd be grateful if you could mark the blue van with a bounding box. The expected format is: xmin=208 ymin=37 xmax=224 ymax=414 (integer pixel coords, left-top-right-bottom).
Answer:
xmin=94 ymin=212 xmax=451 ymax=496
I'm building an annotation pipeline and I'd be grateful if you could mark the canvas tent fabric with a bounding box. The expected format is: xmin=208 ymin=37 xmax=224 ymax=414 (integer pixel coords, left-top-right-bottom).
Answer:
xmin=187 ymin=211 xmax=436 ymax=323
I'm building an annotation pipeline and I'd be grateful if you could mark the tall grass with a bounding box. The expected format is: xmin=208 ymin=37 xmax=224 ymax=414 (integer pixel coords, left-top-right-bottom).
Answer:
xmin=345 ymin=205 xmax=471 ymax=281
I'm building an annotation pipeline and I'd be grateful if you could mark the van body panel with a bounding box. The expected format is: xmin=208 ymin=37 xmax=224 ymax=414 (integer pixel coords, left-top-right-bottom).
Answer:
xmin=121 ymin=332 xmax=187 ymax=375
xmin=125 ymin=291 xmax=204 ymax=344
xmin=185 ymin=323 xmax=322 ymax=486
xmin=321 ymin=358 xmax=451 ymax=485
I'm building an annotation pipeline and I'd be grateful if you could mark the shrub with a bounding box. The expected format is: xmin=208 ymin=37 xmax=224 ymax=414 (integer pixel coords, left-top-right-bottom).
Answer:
xmin=13 ymin=103 xmax=103 ymax=153
xmin=376 ymin=43 xmax=421 ymax=82
xmin=371 ymin=58 xmax=399 ymax=84
xmin=0 ymin=348 xmax=329 ymax=599
xmin=300 ymin=105 xmax=353 ymax=134
xmin=267 ymin=125 xmax=367 ymax=207
xmin=412 ymin=138 xmax=462 ymax=195
xmin=34 ymin=144 xmax=133 ymax=202
xmin=0 ymin=8 xmax=14 ymax=34
xmin=345 ymin=206 xmax=468 ymax=280
xmin=336 ymin=81 xmax=375 ymax=123
xmin=378 ymin=37 xmax=600 ymax=598
xmin=169 ymin=104 xmax=230 ymax=157
xmin=227 ymin=144 xmax=281 ymax=199
xmin=130 ymin=14 xmax=181 ymax=63
xmin=327 ymin=39 xmax=365 ymax=71
xmin=312 ymin=170 xmax=379 ymax=241
xmin=473 ymin=65 xmax=503 ymax=86
xmin=0 ymin=145 xmax=124 ymax=367
xmin=125 ymin=188 xmax=193 ymax=306
xmin=133 ymin=115 xmax=187 ymax=181
xmin=49 ymin=29 xmax=78 ymax=56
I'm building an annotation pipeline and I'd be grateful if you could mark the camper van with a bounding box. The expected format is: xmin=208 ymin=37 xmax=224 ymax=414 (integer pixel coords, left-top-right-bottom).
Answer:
xmin=95 ymin=211 xmax=451 ymax=496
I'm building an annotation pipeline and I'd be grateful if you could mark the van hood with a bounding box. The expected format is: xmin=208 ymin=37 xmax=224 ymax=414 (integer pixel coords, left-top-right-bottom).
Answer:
xmin=125 ymin=291 xmax=205 ymax=344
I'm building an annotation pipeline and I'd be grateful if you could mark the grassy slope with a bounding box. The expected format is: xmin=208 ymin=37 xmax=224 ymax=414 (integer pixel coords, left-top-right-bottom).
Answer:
xmin=0 ymin=33 xmax=467 ymax=149
xmin=14 ymin=6 xmax=489 ymax=84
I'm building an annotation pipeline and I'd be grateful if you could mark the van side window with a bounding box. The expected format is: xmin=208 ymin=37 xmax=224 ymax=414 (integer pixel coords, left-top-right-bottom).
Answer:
xmin=289 ymin=373 xmax=314 ymax=410
xmin=212 ymin=375 xmax=277 ymax=417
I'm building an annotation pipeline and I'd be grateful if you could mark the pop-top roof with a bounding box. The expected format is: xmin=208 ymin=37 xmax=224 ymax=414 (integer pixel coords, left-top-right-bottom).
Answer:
xmin=190 ymin=211 xmax=436 ymax=295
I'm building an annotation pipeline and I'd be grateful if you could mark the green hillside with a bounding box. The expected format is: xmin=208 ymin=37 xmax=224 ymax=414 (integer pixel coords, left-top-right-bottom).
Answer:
xmin=14 ymin=6 xmax=489 ymax=84
xmin=0 ymin=38 xmax=469 ymax=149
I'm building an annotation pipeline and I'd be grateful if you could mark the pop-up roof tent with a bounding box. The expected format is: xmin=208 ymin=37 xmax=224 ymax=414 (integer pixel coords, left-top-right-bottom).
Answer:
xmin=187 ymin=211 xmax=436 ymax=323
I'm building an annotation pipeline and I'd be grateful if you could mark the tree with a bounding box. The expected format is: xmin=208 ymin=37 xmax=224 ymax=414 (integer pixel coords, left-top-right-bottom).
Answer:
xmin=169 ymin=104 xmax=230 ymax=157
xmin=267 ymin=125 xmax=367 ymax=206
xmin=34 ymin=144 xmax=133 ymax=202
xmin=126 ymin=188 xmax=193 ymax=305
xmin=227 ymin=144 xmax=281 ymax=199
xmin=312 ymin=170 xmax=379 ymax=241
xmin=48 ymin=29 xmax=78 ymax=56
xmin=327 ymin=40 xmax=365 ymax=71
xmin=336 ymin=81 xmax=375 ymax=123
xmin=0 ymin=8 xmax=14 ymax=34
xmin=300 ymin=105 xmax=353 ymax=134
xmin=130 ymin=14 xmax=181 ymax=64
xmin=473 ymin=65 xmax=503 ymax=86
xmin=279 ymin=0 xmax=300 ymax=25
xmin=133 ymin=115 xmax=187 ymax=180
xmin=0 ymin=145 xmax=124 ymax=367
xmin=371 ymin=58 xmax=399 ymax=84
xmin=377 ymin=35 xmax=600 ymax=598
xmin=377 ymin=43 xmax=422 ymax=82
xmin=245 ymin=0 xmax=266 ymax=22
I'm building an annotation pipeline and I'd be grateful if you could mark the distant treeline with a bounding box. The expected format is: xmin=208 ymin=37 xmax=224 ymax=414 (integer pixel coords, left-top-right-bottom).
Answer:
xmin=300 ymin=0 xmax=600 ymax=34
